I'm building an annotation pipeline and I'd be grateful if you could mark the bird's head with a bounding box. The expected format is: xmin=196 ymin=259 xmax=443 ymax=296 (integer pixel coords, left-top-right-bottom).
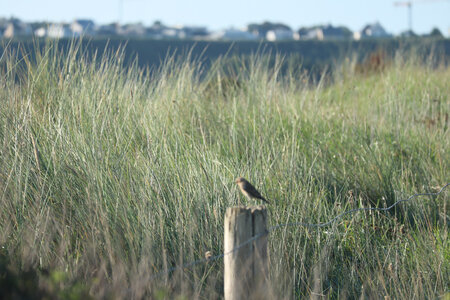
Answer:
xmin=235 ymin=177 xmax=245 ymax=184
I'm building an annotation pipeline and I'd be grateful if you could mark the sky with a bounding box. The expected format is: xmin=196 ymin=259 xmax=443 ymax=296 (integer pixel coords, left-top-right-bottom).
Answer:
xmin=3 ymin=0 xmax=450 ymax=36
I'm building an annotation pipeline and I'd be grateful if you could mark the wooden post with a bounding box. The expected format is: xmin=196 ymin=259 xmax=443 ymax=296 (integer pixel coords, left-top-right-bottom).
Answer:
xmin=251 ymin=206 xmax=269 ymax=295
xmin=224 ymin=206 xmax=268 ymax=300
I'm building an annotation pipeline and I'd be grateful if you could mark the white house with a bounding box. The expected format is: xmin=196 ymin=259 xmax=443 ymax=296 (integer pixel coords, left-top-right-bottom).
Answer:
xmin=2 ymin=18 xmax=32 ymax=38
xmin=70 ymin=19 xmax=95 ymax=36
xmin=47 ymin=24 xmax=73 ymax=38
xmin=266 ymin=29 xmax=298 ymax=41
xmin=210 ymin=28 xmax=258 ymax=41
xmin=354 ymin=22 xmax=391 ymax=40
xmin=121 ymin=23 xmax=146 ymax=37
xmin=34 ymin=27 xmax=47 ymax=37
xmin=161 ymin=26 xmax=184 ymax=39
xmin=298 ymin=28 xmax=324 ymax=40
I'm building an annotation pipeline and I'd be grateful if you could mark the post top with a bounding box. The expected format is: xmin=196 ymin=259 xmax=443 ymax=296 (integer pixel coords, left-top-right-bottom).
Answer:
xmin=225 ymin=206 xmax=267 ymax=217
xmin=226 ymin=205 xmax=266 ymax=210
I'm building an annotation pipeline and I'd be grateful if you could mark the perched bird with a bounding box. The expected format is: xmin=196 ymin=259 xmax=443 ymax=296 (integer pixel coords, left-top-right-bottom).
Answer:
xmin=235 ymin=177 xmax=269 ymax=204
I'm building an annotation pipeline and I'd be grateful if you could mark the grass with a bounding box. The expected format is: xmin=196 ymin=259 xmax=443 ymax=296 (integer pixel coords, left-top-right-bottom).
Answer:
xmin=0 ymin=39 xmax=448 ymax=299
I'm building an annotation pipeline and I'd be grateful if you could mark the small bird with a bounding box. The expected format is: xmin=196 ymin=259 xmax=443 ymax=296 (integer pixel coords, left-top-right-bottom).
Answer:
xmin=235 ymin=177 xmax=269 ymax=204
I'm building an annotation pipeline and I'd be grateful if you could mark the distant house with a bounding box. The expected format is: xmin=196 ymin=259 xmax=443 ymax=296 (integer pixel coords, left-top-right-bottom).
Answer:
xmin=34 ymin=27 xmax=47 ymax=37
xmin=0 ymin=18 xmax=7 ymax=38
xmin=121 ymin=23 xmax=146 ymax=37
xmin=71 ymin=19 xmax=95 ymax=36
xmin=321 ymin=25 xmax=352 ymax=40
xmin=354 ymin=22 xmax=391 ymax=40
xmin=161 ymin=27 xmax=184 ymax=39
xmin=298 ymin=27 xmax=324 ymax=40
xmin=298 ymin=25 xmax=352 ymax=41
xmin=210 ymin=28 xmax=258 ymax=41
xmin=180 ymin=26 xmax=209 ymax=39
xmin=1 ymin=18 xmax=32 ymax=38
xmin=28 ymin=22 xmax=50 ymax=37
xmin=266 ymin=29 xmax=298 ymax=41
xmin=247 ymin=21 xmax=292 ymax=39
xmin=146 ymin=21 xmax=165 ymax=39
xmin=143 ymin=21 xmax=208 ymax=39
xmin=96 ymin=23 xmax=120 ymax=36
xmin=146 ymin=27 xmax=163 ymax=39
xmin=47 ymin=23 xmax=73 ymax=38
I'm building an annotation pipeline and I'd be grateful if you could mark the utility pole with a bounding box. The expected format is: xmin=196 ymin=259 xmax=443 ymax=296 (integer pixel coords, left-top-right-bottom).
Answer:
xmin=394 ymin=0 xmax=449 ymax=34
xmin=394 ymin=1 xmax=413 ymax=33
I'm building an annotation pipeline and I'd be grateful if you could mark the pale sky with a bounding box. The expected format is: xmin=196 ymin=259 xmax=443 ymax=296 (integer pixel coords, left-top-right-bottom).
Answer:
xmin=3 ymin=0 xmax=450 ymax=35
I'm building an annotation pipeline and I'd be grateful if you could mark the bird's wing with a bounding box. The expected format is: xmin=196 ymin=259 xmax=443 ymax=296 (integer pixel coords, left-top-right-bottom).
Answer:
xmin=245 ymin=181 xmax=264 ymax=199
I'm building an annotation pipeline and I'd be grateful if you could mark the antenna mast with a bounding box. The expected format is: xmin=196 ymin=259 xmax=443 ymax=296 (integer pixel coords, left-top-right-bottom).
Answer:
xmin=394 ymin=0 xmax=449 ymax=34
xmin=394 ymin=1 xmax=413 ymax=33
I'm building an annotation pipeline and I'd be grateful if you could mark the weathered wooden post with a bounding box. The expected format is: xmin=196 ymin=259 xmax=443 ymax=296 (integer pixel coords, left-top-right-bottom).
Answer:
xmin=224 ymin=206 xmax=268 ymax=300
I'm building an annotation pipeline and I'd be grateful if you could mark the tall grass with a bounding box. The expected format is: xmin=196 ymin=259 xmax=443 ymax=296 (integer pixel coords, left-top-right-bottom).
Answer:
xmin=0 ymin=40 xmax=448 ymax=299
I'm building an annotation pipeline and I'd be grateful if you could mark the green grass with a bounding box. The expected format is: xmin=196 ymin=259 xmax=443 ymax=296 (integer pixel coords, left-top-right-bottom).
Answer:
xmin=0 ymin=40 xmax=448 ymax=299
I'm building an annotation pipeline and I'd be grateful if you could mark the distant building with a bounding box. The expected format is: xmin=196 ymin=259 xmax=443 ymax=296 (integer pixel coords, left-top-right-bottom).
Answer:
xmin=1 ymin=18 xmax=32 ymax=38
xmin=165 ymin=25 xmax=196 ymax=39
xmin=96 ymin=23 xmax=120 ymax=36
xmin=298 ymin=27 xmax=324 ymax=40
xmin=247 ymin=21 xmax=292 ymax=39
xmin=146 ymin=21 xmax=165 ymax=39
xmin=121 ymin=23 xmax=146 ymax=37
xmin=180 ymin=26 xmax=209 ymax=39
xmin=143 ymin=21 xmax=209 ymax=40
xmin=321 ymin=25 xmax=352 ymax=40
xmin=27 ymin=22 xmax=50 ymax=37
xmin=161 ymin=27 xmax=183 ymax=39
xmin=47 ymin=23 xmax=73 ymax=38
xmin=0 ymin=16 xmax=406 ymax=41
xmin=266 ymin=28 xmax=298 ymax=41
xmin=0 ymin=18 xmax=8 ymax=38
xmin=71 ymin=19 xmax=95 ymax=36
xmin=210 ymin=28 xmax=258 ymax=40
xmin=298 ymin=25 xmax=352 ymax=41
xmin=354 ymin=22 xmax=391 ymax=40
xmin=34 ymin=27 xmax=47 ymax=37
